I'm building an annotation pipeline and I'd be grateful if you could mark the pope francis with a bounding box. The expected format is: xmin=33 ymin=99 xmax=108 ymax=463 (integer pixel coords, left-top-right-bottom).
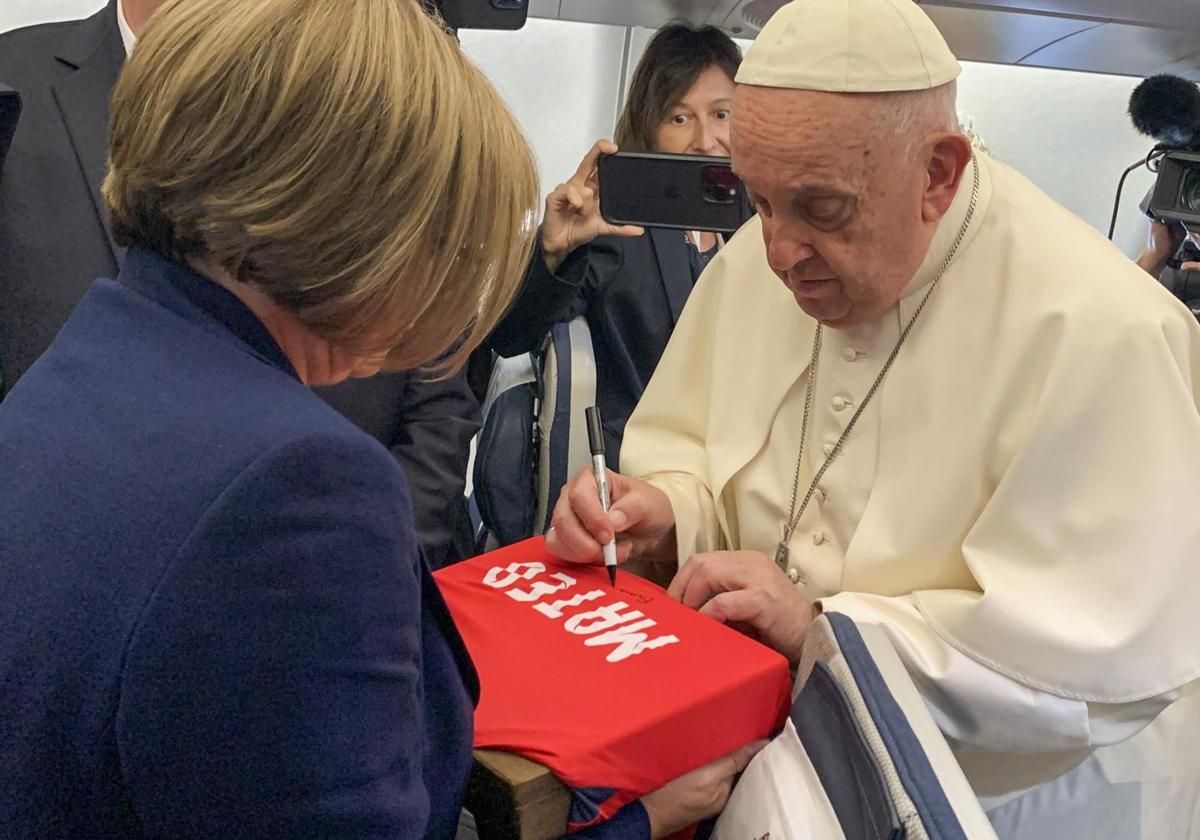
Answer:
xmin=547 ymin=0 xmax=1200 ymax=835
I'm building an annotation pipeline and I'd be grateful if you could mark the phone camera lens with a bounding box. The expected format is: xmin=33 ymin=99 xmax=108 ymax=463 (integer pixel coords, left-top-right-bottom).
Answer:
xmin=701 ymin=165 xmax=740 ymax=205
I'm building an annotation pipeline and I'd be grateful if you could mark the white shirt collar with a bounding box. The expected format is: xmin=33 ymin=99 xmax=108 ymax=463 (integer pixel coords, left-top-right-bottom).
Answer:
xmin=116 ymin=0 xmax=136 ymax=57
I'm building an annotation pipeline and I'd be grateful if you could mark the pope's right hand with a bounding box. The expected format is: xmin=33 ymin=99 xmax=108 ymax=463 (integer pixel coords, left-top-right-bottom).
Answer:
xmin=540 ymin=139 xmax=644 ymax=273
xmin=545 ymin=466 xmax=675 ymax=565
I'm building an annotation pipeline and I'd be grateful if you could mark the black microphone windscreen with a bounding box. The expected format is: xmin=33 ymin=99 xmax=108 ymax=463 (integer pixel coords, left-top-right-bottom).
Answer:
xmin=1129 ymin=74 xmax=1200 ymax=147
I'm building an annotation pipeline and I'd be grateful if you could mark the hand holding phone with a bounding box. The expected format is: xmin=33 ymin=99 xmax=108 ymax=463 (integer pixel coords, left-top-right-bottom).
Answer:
xmin=541 ymin=139 xmax=645 ymax=273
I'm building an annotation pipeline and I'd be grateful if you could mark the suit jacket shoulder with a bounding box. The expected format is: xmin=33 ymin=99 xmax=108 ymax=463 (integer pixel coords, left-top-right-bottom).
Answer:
xmin=0 ymin=2 xmax=125 ymax=394
xmin=0 ymin=18 xmax=75 ymax=57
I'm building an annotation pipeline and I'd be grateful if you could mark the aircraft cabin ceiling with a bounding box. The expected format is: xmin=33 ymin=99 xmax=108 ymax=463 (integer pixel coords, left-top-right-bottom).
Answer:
xmin=528 ymin=0 xmax=1200 ymax=80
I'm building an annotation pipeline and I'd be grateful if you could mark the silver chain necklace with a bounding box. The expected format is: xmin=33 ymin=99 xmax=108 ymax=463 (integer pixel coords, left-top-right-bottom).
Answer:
xmin=775 ymin=157 xmax=981 ymax=575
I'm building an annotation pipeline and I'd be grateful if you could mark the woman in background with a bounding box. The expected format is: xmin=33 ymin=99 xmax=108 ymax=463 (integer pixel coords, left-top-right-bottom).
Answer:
xmin=487 ymin=24 xmax=743 ymax=469
xmin=0 ymin=0 xmax=753 ymax=837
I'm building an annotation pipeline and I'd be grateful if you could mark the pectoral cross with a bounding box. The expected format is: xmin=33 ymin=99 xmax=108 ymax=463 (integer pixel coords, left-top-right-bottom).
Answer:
xmin=775 ymin=541 xmax=789 ymax=570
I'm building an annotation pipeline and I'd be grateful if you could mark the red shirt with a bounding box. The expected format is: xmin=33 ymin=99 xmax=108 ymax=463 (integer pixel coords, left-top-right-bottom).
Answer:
xmin=435 ymin=539 xmax=791 ymax=830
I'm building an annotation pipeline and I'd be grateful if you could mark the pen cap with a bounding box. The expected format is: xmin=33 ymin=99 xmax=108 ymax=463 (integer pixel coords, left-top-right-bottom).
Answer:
xmin=585 ymin=406 xmax=605 ymax=456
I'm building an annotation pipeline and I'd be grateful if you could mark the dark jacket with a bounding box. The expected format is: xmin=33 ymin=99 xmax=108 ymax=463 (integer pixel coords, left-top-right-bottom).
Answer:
xmin=0 ymin=248 xmax=478 ymax=837
xmin=1160 ymin=239 xmax=1200 ymax=314
xmin=487 ymin=228 xmax=700 ymax=469
xmin=0 ymin=2 xmax=479 ymax=566
xmin=315 ymin=373 xmax=480 ymax=567
xmin=0 ymin=83 xmax=17 ymax=172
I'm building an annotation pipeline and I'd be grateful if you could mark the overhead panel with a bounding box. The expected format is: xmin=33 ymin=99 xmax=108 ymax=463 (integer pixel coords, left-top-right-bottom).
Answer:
xmin=1021 ymin=20 xmax=1200 ymax=75
xmin=921 ymin=4 xmax=1098 ymax=65
xmin=930 ymin=0 xmax=1200 ymax=32
xmin=556 ymin=0 xmax=717 ymax=28
xmin=527 ymin=0 xmax=561 ymax=17
xmin=704 ymin=0 xmax=756 ymax=35
xmin=534 ymin=0 xmax=1200 ymax=77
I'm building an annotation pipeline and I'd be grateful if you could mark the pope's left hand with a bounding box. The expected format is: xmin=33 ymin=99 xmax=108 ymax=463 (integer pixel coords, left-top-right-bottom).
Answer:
xmin=668 ymin=550 xmax=818 ymax=666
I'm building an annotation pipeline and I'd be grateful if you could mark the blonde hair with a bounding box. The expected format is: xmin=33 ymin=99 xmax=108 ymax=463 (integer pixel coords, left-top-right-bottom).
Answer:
xmin=104 ymin=0 xmax=538 ymax=373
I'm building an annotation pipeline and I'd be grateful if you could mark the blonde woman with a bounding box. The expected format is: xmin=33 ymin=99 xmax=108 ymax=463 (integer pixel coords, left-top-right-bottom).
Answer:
xmin=0 ymin=1 xmax=758 ymax=837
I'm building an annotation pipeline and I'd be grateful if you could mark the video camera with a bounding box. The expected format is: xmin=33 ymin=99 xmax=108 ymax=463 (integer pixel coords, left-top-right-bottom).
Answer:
xmin=1129 ymin=75 xmax=1200 ymax=231
xmin=425 ymin=0 xmax=527 ymax=31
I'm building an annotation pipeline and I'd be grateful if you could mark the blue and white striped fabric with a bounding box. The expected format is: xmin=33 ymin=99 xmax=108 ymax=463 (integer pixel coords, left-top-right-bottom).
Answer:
xmin=715 ymin=613 xmax=997 ymax=840
xmin=534 ymin=317 xmax=596 ymax=533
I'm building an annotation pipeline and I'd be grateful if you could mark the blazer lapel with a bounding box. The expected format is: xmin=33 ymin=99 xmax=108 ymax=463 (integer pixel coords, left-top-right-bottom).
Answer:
xmin=648 ymin=227 xmax=693 ymax=325
xmin=0 ymin=85 xmax=18 ymax=171
xmin=422 ymin=567 xmax=481 ymax=704
xmin=51 ymin=1 xmax=125 ymax=267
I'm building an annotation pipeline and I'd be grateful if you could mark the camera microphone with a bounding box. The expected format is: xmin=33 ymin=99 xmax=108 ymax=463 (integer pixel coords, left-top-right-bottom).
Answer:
xmin=1129 ymin=74 xmax=1200 ymax=149
xmin=1108 ymin=76 xmax=1200 ymax=241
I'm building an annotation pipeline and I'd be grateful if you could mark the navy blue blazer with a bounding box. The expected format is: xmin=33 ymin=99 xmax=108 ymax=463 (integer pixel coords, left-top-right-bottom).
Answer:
xmin=0 ymin=248 xmax=479 ymax=837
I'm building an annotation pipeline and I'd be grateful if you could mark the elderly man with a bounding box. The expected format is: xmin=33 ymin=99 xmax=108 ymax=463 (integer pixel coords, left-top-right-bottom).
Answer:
xmin=548 ymin=0 xmax=1200 ymax=834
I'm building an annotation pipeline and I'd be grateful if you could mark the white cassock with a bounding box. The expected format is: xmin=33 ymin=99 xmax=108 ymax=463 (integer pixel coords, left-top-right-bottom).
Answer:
xmin=620 ymin=151 xmax=1200 ymax=838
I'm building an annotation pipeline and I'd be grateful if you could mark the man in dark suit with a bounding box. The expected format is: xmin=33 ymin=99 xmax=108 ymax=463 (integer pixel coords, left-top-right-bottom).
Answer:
xmin=0 ymin=0 xmax=479 ymax=567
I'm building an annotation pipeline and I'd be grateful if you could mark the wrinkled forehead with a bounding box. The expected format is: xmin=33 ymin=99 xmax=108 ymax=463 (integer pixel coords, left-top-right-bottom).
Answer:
xmin=731 ymin=86 xmax=886 ymax=193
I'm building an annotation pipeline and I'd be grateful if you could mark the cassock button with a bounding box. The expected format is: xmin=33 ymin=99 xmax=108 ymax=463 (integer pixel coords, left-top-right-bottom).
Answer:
xmin=815 ymin=488 xmax=826 ymax=503
xmin=813 ymin=530 xmax=826 ymax=545
xmin=787 ymin=568 xmax=801 ymax=584
xmin=823 ymin=443 xmax=834 ymax=457
xmin=842 ymin=347 xmax=858 ymax=362
xmin=831 ymin=396 xmax=848 ymax=411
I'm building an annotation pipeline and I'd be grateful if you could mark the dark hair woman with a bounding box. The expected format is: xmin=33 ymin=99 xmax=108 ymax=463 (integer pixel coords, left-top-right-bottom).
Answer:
xmin=487 ymin=23 xmax=744 ymax=470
